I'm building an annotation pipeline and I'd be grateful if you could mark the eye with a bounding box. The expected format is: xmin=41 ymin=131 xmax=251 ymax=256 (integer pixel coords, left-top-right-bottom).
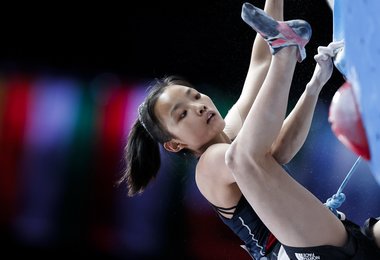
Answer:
xmin=179 ymin=110 xmax=187 ymax=120
xmin=195 ymin=93 xmax=201 ymax=99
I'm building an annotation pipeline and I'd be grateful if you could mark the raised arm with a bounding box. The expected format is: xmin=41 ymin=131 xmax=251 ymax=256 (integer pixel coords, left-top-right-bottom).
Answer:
xmin=223 ymin=0 xmax=284 ymax=139
xmin=271 ymin=41 xmax=344 ymax=164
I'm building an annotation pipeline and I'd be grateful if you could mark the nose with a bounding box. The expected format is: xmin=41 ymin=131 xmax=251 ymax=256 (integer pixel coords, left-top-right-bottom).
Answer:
xmin=194 ymin=104 xmax=207 ymax=115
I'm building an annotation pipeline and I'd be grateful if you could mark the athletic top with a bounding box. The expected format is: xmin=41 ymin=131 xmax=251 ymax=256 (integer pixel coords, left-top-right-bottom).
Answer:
xmin=209 ymin=165 xmax=294 ymax=259
xmin=211 ymin=195 xmax=279 ymax=259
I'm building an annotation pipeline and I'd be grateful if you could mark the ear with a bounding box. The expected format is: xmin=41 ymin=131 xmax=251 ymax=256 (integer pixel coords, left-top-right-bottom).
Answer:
xmin=163 ymin=140 xmax=185 ymax=153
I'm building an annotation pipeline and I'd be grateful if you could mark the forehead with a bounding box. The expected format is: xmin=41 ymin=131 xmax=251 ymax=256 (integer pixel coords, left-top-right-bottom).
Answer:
xmin=157 ymin=84 xmax=189 ymax=106
xmin=155 ymin=84 xmax=189 ymax=119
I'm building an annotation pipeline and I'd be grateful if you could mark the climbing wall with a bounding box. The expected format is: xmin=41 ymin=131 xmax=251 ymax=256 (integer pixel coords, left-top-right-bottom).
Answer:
xmin=332 ymin=0 xmax=380 ymax=185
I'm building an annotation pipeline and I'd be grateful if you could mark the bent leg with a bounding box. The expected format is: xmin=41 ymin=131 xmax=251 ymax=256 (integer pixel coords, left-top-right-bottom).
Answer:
xmin=225 ymin=46 xmax=347 ymax=248
xmin=227 ymin=151 xmax=347 ymax=248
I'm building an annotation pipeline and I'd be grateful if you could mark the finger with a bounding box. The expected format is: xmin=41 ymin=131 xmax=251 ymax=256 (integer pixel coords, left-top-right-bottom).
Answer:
xmin=314 ymin=53 xmax=329 ymax=62
xmin=328 ymin=40 xmax=345 ymax=55
xmin=328 ymin=40 xmax=345 ymax=50
xmin=317 ymin=46 xmax=335 ymax=57
xmin=318 ymin=40 xmax=345 ymax=57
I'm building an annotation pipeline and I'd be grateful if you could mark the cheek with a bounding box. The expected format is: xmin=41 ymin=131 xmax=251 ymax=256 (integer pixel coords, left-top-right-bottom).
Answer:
xmin=174 ymin=124 xmax=205 ymax=144
xmin=178 ymin=124 xmax=200 ymax=137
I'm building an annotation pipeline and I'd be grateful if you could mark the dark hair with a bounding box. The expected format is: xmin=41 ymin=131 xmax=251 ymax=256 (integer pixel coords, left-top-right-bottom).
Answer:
xmin=118 ymin=75 xmax=195 ymax=196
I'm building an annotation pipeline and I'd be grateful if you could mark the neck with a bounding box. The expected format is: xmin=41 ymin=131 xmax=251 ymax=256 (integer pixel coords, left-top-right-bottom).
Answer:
xmin=193 ymin=131 xmax=231 ymax=158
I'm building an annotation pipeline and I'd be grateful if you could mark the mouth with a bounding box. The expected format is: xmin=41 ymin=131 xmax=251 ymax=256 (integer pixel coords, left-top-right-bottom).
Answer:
xmin=206 ymin=112 xmax=215 ymax=124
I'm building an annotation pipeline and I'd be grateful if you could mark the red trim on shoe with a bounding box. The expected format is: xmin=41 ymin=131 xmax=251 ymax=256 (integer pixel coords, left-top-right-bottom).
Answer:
xmin=277 ymin=22 xmax=309 ymax=48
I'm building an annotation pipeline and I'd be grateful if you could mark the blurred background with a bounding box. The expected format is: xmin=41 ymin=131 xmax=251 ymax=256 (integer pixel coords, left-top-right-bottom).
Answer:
xmin=1 ymin=0 xmax=380 ymax=259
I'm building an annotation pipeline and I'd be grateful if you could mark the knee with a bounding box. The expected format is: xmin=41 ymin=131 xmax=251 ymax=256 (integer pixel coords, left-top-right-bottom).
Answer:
xmin=225 ymin=141 xmax=263 ymax=173
xmin=373 ymin=220 xmax=380 ymax=248
xmin=362 ymin=217 xmax=380 ymax=248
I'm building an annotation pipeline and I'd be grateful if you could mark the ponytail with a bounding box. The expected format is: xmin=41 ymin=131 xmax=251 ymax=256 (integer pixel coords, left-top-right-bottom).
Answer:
xmin=118 ymin=75 xmax=196 ymax=196
xmin=119 ymin=119 xmax=162 ymax=196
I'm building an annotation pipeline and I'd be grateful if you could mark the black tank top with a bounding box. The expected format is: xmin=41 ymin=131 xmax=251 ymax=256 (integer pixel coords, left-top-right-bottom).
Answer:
xmin=211 ymin=195 xmax=279 ymax=259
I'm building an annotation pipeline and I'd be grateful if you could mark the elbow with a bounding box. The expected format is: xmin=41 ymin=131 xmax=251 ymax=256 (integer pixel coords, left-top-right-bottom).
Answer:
xmin=225 ymin=141 xmax=240 ymax=172
xmin=271 ymin=146 xmax=295 ymax=165
xmin=273 ymin=153 xmax=292 ymax=165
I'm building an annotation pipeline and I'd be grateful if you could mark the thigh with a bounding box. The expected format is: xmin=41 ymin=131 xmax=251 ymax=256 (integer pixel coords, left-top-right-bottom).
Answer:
xmin=283 ymin=220 xmax=380 ymax=260
xmin=232 ymin=155 xmax=347 ymax=248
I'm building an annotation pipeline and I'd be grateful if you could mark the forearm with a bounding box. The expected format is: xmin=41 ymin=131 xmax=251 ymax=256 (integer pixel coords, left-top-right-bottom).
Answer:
xmin=249 ymin=0 xmax=284 ymax=62
xmin=236 ymin=0 xmax=284 ymax=123
xmin=271 ymin=39 xmax=341 ymax=164
xmin=250 ymin=0 xmax=284 ymax=63
xmin=271 ymin=81 xmax=321 ymax=164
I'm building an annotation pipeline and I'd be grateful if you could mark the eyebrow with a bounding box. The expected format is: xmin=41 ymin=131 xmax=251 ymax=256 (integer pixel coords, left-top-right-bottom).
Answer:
xmin=170 ymin=87 xmax=192 ymax=117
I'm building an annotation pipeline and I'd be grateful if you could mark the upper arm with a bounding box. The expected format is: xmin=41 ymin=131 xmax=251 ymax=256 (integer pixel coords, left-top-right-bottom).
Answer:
xmin=197 ymin=143 xmax=236 ymax=186
xmin=224 ymin=61 xmax=271 ymax=140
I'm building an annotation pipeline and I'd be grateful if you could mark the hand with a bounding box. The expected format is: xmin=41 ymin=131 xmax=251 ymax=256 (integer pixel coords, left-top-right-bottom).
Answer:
xmin=307 ymin=40 xmax=344 ymax=94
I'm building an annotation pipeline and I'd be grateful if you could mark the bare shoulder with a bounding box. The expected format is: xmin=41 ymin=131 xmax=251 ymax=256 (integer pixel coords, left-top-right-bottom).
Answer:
xmin=196 ymin=143 xmax=229 ymax=176
xmin=195 ymin=143 xmax=235 ymax=189
xmin=195 ymin=143 xmax=241 ymax=205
